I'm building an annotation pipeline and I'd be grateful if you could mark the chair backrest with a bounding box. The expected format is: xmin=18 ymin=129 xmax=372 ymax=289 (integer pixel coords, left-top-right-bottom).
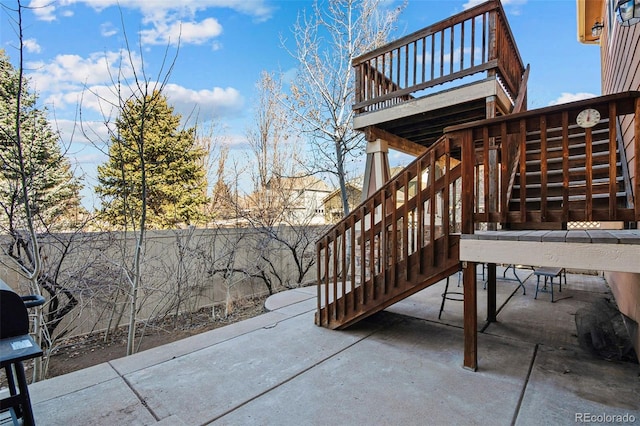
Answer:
xmin=0 ymin=288 xmax=30 ymax=339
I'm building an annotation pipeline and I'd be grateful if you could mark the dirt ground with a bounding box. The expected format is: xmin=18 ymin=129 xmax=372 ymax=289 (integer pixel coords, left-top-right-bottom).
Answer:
xmin=44 ymin=295 xmax=269 ymax=379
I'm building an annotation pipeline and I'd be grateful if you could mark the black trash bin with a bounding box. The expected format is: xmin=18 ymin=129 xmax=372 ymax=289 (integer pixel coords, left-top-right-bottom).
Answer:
xmin=0 ymin=280 xmax=45 ymax=426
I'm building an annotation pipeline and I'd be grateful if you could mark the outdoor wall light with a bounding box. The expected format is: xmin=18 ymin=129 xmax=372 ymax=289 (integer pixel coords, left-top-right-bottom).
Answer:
xmin=591 ymin=20 xmax=604 ymax=37
xmin=615 ymin=0 xmax=640 ymax=26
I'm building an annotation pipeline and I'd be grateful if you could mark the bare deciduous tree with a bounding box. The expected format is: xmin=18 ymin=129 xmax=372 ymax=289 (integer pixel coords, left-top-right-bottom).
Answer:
xmin=85 ymin=19 xmax=180 ymax=355
xmin=0 ymin=0 xmax=87 ymax=380
xmin=241 ymin=71 xmax=327 ymax=293
xmin=283 ymin=0 xmax=405 ymax=216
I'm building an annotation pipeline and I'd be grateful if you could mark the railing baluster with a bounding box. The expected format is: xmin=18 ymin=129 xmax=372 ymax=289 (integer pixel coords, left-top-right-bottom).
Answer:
xmin=317 ymin=241 xmax=322 ymax=325
xmin=369 ymin=199 xmax=376 ymax=301
xmin=332 ymin=232 xmax=338 ymax=320
xmin=421 ymin=36 xmax=426 ymax=83
xmin=444 ymin=137 xmax=451 ymax=252
xmin=483 ymin=126 xmax=490 ymax=222
xmin=416 ymin=158 xmax=424 ymax=274
xmin=430 ymin=34 xmax=435 ymax=80
xmin=403 ymin=171 xmax=410 ymax=281
xmin=440 ymin=29 xmax=445 ymax=78
xmin=349 ymin=215 xmax=356 ymax=312
xmin=482 ymin=12 xmax=487 ymax=62
xmin=429 ymin=151 xmax=436 ymax=265
xmin=500 ymin=122 xmax=508 ymax=224
xmin=341 ymin=222 xmax=347 ymax=318
xmin=360 ymin=205 xmax=366 ymax=305
xmin=404 ymin=44 xmax=409 ymax=88
xmin=412 ymin=41 xmax=417 ymax=87
xmin=390 ymin=183 xmax=398 ymax=288
xmin=460 ymin=21 xmax=465 ymax=71
xmin=380 ymin=190 xmax=388 ymax=295
xmin=324 ymin=236 xmax=330 ymax=324
xmin=471 ymin=16 xmax=476 ymax=66
xmin=540 ymin=115 xmax=548 ymax=222
xmin=449 ymin=26 xmax=455 ymax=74
xmin=396 ymin=48 xmax=401 ymax=90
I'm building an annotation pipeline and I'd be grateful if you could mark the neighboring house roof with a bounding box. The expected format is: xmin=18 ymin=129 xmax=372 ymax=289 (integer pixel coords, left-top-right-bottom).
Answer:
xmin=321 ymin=166 xmax=406 ymax=204
xmin=322 ymin=179 xmax=362 ymax=204
xmin=266 ymin=175 xmax=332 ymax=193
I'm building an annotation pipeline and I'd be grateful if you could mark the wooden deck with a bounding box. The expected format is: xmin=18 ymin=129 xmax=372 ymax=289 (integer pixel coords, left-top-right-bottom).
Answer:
xmin=351 ymin=0 xmax=525 ymax=150
xmin=460 ymin=229 xmax=640 ymax=273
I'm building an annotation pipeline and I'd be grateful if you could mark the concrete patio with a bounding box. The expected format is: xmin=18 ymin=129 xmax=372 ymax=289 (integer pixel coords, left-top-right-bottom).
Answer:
xmin=5 ymin=267 xmax=640 ymax=425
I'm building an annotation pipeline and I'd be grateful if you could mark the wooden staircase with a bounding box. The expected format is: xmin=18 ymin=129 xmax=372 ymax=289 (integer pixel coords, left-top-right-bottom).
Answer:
xmin=316 ymin=92 xmax=640 ymax=331
xmin=316 ymin=136 xmax=463 ymax=329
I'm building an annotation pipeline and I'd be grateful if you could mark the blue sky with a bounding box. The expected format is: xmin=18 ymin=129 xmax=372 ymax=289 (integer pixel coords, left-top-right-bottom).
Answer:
xmin=1 ymin=0 xmax=601 ymax=208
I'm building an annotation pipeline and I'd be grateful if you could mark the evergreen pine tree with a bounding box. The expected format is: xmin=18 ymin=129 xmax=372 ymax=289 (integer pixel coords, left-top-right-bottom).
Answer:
xmin=0 ymin=49 xmax=84 ymax=232
xmin=95 ymin=90 xmax=209 ymax=229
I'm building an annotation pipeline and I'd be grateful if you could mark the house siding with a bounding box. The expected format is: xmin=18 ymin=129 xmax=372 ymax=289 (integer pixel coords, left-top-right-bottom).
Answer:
xmin=599 ymin=0 xmax=640 ymax=359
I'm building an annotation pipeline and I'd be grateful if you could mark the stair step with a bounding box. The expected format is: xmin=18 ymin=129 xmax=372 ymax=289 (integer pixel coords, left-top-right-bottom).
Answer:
xmin=511 ymin=191 xmax=627 ymax=203
xmin=525 ymin=138 xmax=610 ymax=156
xmin=513 ymin=176 xmax=624 ymax=190
xmin=522 ymin=162 xmax=621 ymax=177
xmin=525 ymin=126 xmax=609 ymax=145
xmin=525 ymin=150 xmax=612 ymax=167
xmin=525 ymin=120 xmax=610 ymax=137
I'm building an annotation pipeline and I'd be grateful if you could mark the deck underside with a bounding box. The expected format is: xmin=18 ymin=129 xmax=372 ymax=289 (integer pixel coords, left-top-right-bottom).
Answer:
xmin=354 ymin=78 xmax=513 ymax=152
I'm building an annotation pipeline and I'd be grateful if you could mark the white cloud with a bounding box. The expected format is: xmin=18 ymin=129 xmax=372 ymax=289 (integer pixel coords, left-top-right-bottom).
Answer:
xmin=28 ymin=0 xmax=273 ymax=23
xmin=462 ymin=0 xmax=485 ymax=9
xmin=28 ymin=0 xmax=58 ymax=21
xmin=25 ymin=46 xmax=243 ymax=124
xmin=548 ymin=92 xmax=597 ymax=106
xmin=100 ymin=22 xmax=118 ymax=37
xmin=463 ymin=0 xmax=527 ymax=11
xmin=54 ymin=118 xmax=112 ymax=147
xmin=211 ymin=41 xmax=223 ymax=51
xmin=140 ymin=17 xmax=223 ymax=46
xmin=26 ymin=50 xmax=140 ymax=94
xmin=164 ymin=83 xmax=244 ymax=119
xmin=23 ymin=38 xmax=41 ymax=53
xmin=28 ymin=0 xmax=273 ymax=49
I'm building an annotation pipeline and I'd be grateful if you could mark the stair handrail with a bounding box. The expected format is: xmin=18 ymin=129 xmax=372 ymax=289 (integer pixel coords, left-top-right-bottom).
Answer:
xmin=615 ymin=117 xmax=635 ymax=209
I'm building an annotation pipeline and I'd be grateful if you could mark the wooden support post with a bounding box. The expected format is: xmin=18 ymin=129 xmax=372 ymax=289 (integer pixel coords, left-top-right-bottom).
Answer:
xmin=635 ymin=98 xmax=640 ymax=222
xmin=362 ymin=135 xmax=391 ymax=202
xmin=463 ymin=260 xmax=478 ymax=371
xmin=486 ymin=263 xmax=497 ymax=323
xmin=460 ymin=129 xmax=477 ymax=370
xmin=486 ymin=96 xmax=498 ymax=231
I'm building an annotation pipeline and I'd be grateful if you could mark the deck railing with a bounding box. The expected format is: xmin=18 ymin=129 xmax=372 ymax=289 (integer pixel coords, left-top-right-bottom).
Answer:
xmin=352 ymin=0 xmax=524 ymax=114
xmin=451 ymin=91 xmax=640 ymax=226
